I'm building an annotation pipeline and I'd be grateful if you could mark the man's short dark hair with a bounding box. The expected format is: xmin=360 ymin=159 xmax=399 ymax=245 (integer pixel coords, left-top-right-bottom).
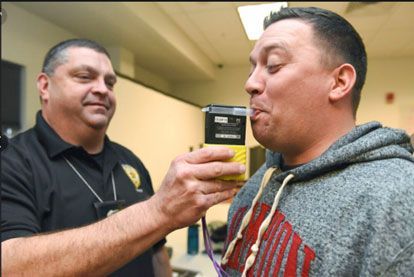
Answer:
xmin=42 ymin=38 xmax=111 ymax=76
xmin=264 ymin=7 xmax=367 ymax=117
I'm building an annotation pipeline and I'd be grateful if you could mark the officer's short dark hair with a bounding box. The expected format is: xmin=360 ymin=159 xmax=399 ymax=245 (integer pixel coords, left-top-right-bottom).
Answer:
xmin=264 ymin=7 xmax=367 ymax=117
xmin=42 ymin=38 xmax=111 ymax=76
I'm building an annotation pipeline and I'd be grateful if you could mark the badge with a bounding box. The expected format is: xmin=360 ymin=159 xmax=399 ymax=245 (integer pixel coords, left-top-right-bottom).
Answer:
xmin=122 ymin=164 xmax=141 ymax=191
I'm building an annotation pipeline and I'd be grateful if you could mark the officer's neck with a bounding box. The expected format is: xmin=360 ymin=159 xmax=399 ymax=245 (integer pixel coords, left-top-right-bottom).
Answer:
xmin=64 ymin=127 xmax=105 ymax=154
xmin=43 ymin=113 xmax=106 ymax=154
xmin=79 ymin=133 xmax=105 ymax=154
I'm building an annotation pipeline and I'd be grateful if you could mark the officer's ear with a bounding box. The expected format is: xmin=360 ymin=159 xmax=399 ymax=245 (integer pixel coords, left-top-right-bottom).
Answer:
xmin=37 ymin=73 xmax=50 ymax=104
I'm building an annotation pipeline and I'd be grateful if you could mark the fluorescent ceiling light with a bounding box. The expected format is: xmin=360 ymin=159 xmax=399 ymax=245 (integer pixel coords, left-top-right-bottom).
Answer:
xmin=238 ymin=2 xmax=288 ymax=40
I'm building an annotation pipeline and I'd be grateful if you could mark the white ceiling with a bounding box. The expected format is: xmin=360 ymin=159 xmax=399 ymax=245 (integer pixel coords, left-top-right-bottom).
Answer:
xmin=13 ymin=2 xmax=414 ymax=84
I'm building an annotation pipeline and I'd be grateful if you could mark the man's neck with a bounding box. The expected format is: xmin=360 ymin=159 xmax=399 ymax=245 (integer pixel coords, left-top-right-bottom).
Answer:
xmin=282 ymin=119 xmax=355 ymax=166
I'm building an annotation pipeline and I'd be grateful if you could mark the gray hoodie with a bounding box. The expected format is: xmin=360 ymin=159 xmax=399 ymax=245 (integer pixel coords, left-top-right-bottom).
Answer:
xmin=222 ymin=121 xmax=414 ymax=276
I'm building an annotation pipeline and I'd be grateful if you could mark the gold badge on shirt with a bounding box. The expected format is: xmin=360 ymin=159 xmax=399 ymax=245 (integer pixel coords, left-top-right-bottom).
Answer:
xmin=122 ymin=164 xmax=141 ymax=191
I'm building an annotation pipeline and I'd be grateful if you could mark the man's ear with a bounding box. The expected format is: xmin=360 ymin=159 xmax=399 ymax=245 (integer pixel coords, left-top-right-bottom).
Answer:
xmin=329 ymin=63 xmax=356 ymax=102
xmin=37 ymin=73 xmax=50 ymax=103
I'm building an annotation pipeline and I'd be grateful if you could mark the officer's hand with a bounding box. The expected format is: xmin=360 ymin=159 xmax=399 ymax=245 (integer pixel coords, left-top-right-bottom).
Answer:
xmin=152 ymin=146 xmax=245 ymax=231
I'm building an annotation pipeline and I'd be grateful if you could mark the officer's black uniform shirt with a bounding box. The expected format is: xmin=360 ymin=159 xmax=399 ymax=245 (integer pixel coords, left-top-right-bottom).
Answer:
xmin=1 ymin=111 xmax=165 ymax=276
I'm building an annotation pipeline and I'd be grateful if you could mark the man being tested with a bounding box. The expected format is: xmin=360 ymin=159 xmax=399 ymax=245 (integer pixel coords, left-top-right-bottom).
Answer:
xmin=222 ymin=6 xmax=414 ymax=276
xmin=1 ymin=38 xmax=245 ymax=276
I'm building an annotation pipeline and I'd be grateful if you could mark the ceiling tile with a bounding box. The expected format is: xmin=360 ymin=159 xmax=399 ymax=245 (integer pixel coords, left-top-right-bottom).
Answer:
xmin=156 ymin=2 xmax=182 ymax=15
xmin=211 ymin=40 xmax=251 ymax=65
xmin=185 ymin=8 xmax=252 ymax=65
xmin=161 ymin=12 xmax=222 ymax=64
xmin=179 ymin=2 xmax=233 ymax=12
xmin=186 ymin=9 xmax=246 ymax=41
xmin=231 ymin=2 xmax=271 ymax=8
xmin=288 ymin=2 xmax=348 ymax=15
xmin=344 ymin=2 xmax=396 ymax=17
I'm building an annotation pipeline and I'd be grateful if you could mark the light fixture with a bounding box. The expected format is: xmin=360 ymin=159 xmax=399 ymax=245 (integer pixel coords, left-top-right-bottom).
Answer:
xmin=237 ymin=2 xmax=288 ymax=41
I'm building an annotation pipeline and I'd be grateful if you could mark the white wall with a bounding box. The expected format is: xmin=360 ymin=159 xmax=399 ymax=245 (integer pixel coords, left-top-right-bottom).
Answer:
xmin=357 ymin=57 xmax=414 ymax=134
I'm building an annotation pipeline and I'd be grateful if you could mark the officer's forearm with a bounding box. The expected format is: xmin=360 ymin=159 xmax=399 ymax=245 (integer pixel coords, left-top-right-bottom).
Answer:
xmin=1 ymin=198 xmax=171 ymax=277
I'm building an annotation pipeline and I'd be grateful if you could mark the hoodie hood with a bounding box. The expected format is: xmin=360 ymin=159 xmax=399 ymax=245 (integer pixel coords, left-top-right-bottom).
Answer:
xmin=265 ymin=121 xmax=414 ymax=182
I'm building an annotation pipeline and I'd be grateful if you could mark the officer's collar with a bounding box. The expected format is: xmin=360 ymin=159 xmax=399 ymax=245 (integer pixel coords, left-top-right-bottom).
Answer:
xmin=34 ymin=111 xmax=112 ymax=159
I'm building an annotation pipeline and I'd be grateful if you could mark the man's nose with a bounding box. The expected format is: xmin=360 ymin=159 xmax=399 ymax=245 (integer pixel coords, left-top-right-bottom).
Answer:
xmin=245 ymin=69 xmax=264 ymax=96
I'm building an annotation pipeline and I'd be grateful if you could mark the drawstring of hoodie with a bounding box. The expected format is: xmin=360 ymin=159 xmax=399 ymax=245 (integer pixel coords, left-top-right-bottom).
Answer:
xmin=221 ymin=167 xmax=295 ymax=277
xmin=242 ymin=173 xmax=294 ymax=276
xmin=221 ymin=167 xmax=277 ymax=265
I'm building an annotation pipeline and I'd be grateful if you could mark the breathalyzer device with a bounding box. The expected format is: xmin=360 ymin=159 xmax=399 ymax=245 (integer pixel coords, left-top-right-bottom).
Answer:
xmin=202 ymin=104 xmax=251 ymax=181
